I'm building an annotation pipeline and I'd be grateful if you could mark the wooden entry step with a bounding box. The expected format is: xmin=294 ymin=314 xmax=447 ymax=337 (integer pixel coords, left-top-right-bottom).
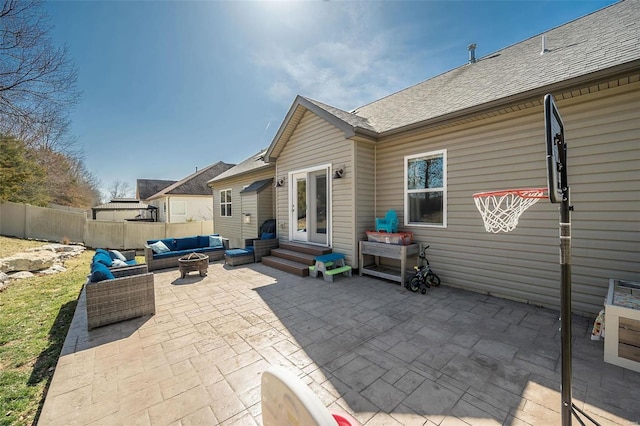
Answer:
xmin=261 ymin=242 xmax=332 ymax=277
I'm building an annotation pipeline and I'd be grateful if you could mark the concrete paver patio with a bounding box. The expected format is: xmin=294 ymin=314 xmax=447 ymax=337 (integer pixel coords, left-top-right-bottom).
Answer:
xmin=39 ymin=262 xmax=640 ymax=425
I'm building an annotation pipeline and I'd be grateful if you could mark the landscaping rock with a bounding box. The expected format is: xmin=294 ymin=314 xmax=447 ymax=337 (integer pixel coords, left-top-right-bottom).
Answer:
xmin=0 ymin=271 xmax=8 ymax=283
xmin=9 ymin=271 xmax=35 ymax=280
xmin=1 ymin=251 xmax=58 ymax=272
xmin=40 ymin=265 xmax=67 ymax=275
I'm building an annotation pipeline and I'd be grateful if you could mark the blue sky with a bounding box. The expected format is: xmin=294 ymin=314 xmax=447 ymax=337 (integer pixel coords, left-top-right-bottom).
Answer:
xmin=44 ymin=1 xmax=616 ymax=197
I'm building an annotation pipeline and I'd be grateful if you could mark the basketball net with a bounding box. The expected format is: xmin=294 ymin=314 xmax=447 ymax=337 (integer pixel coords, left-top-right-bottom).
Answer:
xmin=473 ymin=188 xmax=547 ymax=233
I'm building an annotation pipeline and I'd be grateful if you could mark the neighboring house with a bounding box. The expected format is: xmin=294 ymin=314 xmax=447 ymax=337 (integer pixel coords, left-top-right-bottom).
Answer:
xmin=140 ymin=161 xmax=235 ymax=223
xmin=261 ymin=0 xmax=639 ymax=315
xmin=207 ymin=149 xmax=275 ymax=248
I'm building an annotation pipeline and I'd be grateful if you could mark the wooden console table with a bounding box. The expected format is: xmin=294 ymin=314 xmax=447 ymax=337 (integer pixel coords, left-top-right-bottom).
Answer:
xmin=359 ymin=241 xmax=418 ymax=285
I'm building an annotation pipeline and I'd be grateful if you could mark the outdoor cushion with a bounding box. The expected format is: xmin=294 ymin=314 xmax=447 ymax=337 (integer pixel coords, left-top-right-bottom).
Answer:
xmin=225 ymin=249 xmax=252 ymax=257
xmin=261 ymin=232 xmax=276 ymax=240
xmin=209 ymin=236 xmax=224 ymax=248
xmin=95 ymin=248 xmax=110 ymax=257
xmin=198 ymin=234 xmax=219 ymax=247
xmin=109 ymin=250 xmax=127 ymax=261
xmin=111 ymin=259 xmax=128 ymax=267
xmin=93 ymin=252 xmax=113 ymax=267
xmin=90 ymin=262 xmax=115 ymax=282
xmin=161 ymin=238 xmax=178 ymax=251
xmin=176 ymin=236 xmax=199 ymax=251
xmin=149 ymin=240 xmax=170 ymax=254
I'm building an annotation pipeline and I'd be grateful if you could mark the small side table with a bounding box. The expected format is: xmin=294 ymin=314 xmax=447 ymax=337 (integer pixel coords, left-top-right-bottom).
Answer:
xmin=178 ymin=252 xmax=209 ymax=278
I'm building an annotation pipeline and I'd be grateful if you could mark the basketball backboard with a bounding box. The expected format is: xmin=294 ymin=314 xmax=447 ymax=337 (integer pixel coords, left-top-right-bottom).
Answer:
xmin=544 ymin=94 xmax=565 ymax=204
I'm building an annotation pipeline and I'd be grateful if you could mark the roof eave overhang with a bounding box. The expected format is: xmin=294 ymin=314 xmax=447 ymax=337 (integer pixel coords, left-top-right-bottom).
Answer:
xmin=207 ymin=163 xmax=276 ymax=187
xmin=265 ymin=96 xmax=379 ymax=161
xmin=379 ymin=60 xmax=640 ymax=138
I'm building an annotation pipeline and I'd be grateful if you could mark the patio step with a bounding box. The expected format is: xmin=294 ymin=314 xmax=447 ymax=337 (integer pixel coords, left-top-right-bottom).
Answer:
xmin=278 ymin=241 xmax=332 ymax=257
xmin=262 ymin=256 xmax=310 ymax=277
xmin=261 ymin=242 xmax=333 ymax=277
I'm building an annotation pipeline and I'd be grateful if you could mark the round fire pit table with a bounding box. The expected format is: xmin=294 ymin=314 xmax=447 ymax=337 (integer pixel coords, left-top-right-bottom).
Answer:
xmin=178 ymin=252 xmax=209 ymax=278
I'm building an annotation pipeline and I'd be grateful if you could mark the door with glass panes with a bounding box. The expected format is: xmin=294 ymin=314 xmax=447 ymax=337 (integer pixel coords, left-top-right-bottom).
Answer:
xmin=290 ymin=168 xmax=328 ymax=245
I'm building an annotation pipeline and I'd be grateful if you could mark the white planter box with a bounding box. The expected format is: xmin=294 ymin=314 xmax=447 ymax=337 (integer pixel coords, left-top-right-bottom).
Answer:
xmin=604 ymin=279 xmax=640 ymax=372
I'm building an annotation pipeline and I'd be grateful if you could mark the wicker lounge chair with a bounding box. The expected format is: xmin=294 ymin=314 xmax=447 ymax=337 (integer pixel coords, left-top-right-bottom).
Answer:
xmin=85 ymin=265 xmax=155 ymax=330
xmin=245 ymin=219 xmax=279 ymax=262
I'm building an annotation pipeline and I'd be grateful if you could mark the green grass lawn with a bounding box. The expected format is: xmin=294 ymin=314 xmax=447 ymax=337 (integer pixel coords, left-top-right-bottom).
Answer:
xmin=0 ymin=237 xmax=93 ymax=426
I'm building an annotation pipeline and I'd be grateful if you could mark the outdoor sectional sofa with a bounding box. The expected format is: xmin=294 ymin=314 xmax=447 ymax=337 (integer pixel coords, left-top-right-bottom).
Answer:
xmin=86 ymin=258 xmax=155 ymax=330
xmin=144 ymin=235 xmax=229 ymax=271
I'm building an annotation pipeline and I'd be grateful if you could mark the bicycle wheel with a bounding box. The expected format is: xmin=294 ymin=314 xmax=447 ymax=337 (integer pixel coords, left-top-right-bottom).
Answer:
xmin=409 ymin=276 xmax=421 ymax=292
xmin=426 ymin=272 xmax=441 ymax=287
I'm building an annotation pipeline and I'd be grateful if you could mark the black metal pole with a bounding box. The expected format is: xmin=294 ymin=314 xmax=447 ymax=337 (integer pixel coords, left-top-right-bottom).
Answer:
xmin=558 ymin=136 xmax=572 ymax=426
xmin=560 ymin=193 xmax=572 ymax=426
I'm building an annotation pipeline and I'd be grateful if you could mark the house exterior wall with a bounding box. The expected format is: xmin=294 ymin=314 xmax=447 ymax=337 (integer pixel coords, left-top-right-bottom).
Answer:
xmin=211 ymin=167 xmax=275 ymax=248
xmin=373 ymin=80 xmax=640 ymax=315
xmin=162 ymin=195 xmax=213 ymax=223
xmin=240 ymin=191 xmax=258 ymax=243
xmin=275 ymin=111 xmax=356 ymax=264
xmin=257 ymin=185 xmax=275 ymax=232
xmin=353 ymin=141 xmax=376 ymax=268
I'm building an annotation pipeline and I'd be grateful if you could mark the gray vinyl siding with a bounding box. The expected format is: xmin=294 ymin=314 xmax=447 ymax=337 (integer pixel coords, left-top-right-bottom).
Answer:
xmin=275 ymin=111 xmax=356 ymax=264
xmin=211 ymin=168 xmax=275 ymax=249
xmin=257 ymin=185 xmax=275 ymax=231
xmin=240 ymin=193 xmax=258 ymax=243
xmin=374 ymin=81 xmax=640 ymax=315
xmin=354 ymin=141 xmax=376 ymax=268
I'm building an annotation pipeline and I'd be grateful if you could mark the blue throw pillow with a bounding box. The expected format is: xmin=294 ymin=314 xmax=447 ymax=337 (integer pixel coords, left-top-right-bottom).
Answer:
xmin=261 ymin=232 xmax=276 ymax=240
xmin=90 ymin=262 xmax=115 ymax=282
xmin=93 ymin=252 xmax=113 ymax=267
xmin=149 ymin=240 xmax=170 ymax=254
xmin=209 ymin=236 xmax=223 ymax=248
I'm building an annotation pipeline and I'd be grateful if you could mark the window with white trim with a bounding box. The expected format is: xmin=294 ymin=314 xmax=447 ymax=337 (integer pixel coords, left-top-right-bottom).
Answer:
xmin=405 ymin=149 xmax=447 ymax=227
xmin=220 ymin=189 xmax=232 ymax=217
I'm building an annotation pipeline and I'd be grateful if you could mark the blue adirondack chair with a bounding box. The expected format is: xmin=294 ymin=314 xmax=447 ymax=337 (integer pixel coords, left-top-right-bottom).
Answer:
xmin=375 ymin=210 xmax=399 ymax=233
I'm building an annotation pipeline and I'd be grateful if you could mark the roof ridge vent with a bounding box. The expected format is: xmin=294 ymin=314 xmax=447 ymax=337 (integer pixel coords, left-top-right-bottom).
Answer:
xmin=468 ymin=43 xmax=477 ymax=64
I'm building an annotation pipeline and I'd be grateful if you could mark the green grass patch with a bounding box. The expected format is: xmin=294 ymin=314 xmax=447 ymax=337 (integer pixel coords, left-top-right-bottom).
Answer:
xmin=0 ymin=240 xmax=93 ymax=426
xmin=0 ymin=237 xmax=45 ymax=258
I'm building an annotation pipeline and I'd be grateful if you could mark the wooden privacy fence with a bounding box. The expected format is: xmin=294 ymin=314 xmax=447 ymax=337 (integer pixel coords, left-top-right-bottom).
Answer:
xmin=0 ymin=201 xmax=214 ymax=250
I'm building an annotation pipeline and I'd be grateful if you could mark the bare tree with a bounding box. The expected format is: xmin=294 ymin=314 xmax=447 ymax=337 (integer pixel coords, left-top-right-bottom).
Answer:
xmin=0 ymin=0 xmax=80 ymax=144
xmin=105 ymin=180 xmax=132 ymax=202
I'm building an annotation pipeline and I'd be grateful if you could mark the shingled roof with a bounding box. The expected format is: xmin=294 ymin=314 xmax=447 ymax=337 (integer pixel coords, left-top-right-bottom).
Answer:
xmin=137 ymin=179 xmax=176 ymax=200
xmin=209 ymin=149 xmax=273 ymax=183
xmin=354 ymin=0 xmax=640 ymax=134
xmin=146 ymin=161 xmax=235 ymax=199
xmin=267 ymin=0 xmax=639 ymax=156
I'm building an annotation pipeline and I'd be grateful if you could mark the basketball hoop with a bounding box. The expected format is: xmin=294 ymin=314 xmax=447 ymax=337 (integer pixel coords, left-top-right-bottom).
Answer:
xmin=473 ymin=188 xmax=547 ymax=233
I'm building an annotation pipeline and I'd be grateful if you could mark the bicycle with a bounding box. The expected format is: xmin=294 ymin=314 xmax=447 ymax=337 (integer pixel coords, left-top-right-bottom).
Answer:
xmin=406 ymin=245 xmax=440 ymax=294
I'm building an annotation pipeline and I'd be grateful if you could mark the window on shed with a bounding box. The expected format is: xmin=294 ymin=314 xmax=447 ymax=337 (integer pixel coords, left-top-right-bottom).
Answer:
xmin=405 ymin=149 xmax=447 ymax=227
xmin=220 ymin=189 xmax=232 ymax=217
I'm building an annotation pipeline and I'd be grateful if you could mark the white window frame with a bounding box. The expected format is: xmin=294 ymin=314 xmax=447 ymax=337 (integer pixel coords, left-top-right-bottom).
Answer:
xmin=220 ymin=189 xmax=232 ymax=217
xmin=404 ymin=149 xmax=447 ymax=228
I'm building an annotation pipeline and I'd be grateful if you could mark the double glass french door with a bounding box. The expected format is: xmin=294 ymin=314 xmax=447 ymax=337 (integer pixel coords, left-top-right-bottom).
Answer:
xmin=290 ymin=168 xmax=329 ymax=245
